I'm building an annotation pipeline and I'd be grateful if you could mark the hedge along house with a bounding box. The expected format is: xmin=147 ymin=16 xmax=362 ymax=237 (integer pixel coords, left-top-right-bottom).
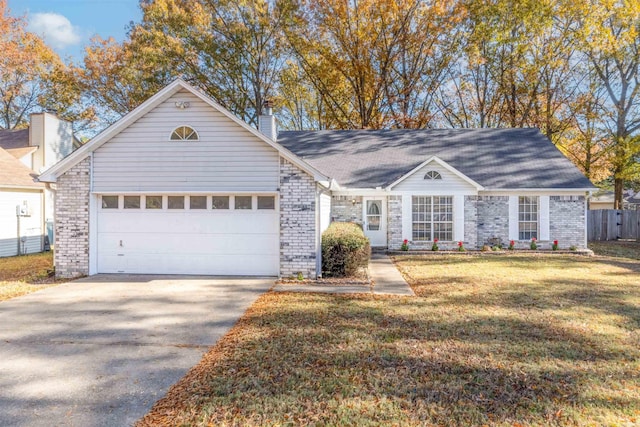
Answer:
xmin=39 ymin=79 xmax=594 ymax=279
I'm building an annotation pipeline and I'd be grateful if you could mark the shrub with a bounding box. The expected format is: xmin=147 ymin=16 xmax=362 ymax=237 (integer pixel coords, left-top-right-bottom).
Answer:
xmin=322 ymin=222 xmax=371 ymax=277
xmin=530 ymin=238 xmax=538 ymax=250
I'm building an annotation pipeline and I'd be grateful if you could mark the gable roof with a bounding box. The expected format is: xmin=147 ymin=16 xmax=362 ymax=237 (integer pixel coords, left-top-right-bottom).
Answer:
xmin=0 ymin=148 xmax=43 ymax=189
xmin=38 ymin=79 xmax=328 ymax=183
xmin=0 ymin=128 xmax=29 ymax=150
xmin=277 ymin=128 xmax=595 ymax=190
xmin=387 ymin=156 xmax=483 ymax=190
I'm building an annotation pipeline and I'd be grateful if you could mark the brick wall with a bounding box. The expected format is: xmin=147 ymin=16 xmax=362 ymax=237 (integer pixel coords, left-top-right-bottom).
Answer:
xmin=279 ymin=158 xmax=317 ymax=278
xmin=464 ymin=196 xmax=478 ymax=248
xmin=550 ymin=195 xmax=586 ymax=248
xmin=331 ymin=196 xmax=363 ymax=224
xmin=55 ymin=157 xmax=90 ymax=278
xmin=476 ymin=196 xmax=509 ymax=247
xmin=387 ymin=196 xmax=403 ymax=249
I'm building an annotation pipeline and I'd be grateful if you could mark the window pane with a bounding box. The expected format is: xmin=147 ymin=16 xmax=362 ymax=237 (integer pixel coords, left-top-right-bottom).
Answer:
xmin=257 ymin=196 xmax=275 ymax=210
xmin=123 ymin=196 xmax=140 ymax=209
xmin=235 ymin=196 xmax=252 ymax=210
xmin=168 ymin=196 xmax=184 ymax=209
xmin=212 ymin=196 xmax=229 ymax=209
xmin=190 ymin=196 xmax=207 ymax=209
xmin=102 ymin=195 xmax=118 ymax=209
xmin=146 ymin=196 xmax=162 ymax=209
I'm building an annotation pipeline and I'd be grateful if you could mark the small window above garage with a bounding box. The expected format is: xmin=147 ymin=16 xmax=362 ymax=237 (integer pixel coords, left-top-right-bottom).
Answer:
xmin=170 ymin=126 xmax=199 ymax=141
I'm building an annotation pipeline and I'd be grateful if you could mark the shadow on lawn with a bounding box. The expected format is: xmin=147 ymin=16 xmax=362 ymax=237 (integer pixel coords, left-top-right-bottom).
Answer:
xmin=140 ymin=293 xmax=639 ymax=426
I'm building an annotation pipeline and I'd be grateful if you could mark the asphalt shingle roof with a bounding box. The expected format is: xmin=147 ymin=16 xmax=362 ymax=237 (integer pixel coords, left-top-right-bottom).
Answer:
xmin=0 ymin=128 xmax=29 ymax=150
xmin=0 ymin=148 xmax=43 ymax=188
xmin=277 ymin=128 xmax=594 ymax=189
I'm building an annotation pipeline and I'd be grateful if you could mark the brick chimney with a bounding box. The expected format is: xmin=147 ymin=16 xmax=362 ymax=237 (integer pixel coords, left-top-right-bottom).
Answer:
xmin=258 ymin=100 xmax=277 ymax=141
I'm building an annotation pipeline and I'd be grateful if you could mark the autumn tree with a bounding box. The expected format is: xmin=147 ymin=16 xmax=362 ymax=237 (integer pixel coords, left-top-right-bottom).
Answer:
xmin=80 ymin=35 xmax=172 ymax=125
xmin=438 ymin=0 xmax=580 ymax=138
xmin=286 ymin=0 xmax=460 ymax=129
xmin=0 ymin=0 xmax=90 ymax=130
xmin=123 ymin=0 xmax=291 ymax=127
xmin=575 ymin=0 xmax=640 ymax=207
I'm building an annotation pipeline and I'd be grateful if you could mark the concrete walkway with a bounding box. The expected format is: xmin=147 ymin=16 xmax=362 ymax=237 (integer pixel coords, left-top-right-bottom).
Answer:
xmin=273 ymin=254 xmax=414 ymax=296
xmin=0 ymin=275 xmax=272 ymax=427
xmin=369 ymin=253 xmax=415 ymax=296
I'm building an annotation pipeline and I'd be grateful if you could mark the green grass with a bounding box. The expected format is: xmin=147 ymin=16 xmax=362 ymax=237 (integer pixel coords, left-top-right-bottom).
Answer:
xmin=0 ymin=252 xmax=60 ymax=301
xmin=138 ymin=253 xmax=640 ymax=427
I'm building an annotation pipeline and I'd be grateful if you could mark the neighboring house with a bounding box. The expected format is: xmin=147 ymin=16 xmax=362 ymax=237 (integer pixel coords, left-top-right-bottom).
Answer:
xmin=589 ymin=189 xmax=640 ymax=210
xmin=38 ymin=80 xmax=595 ymax=279
xmin=0 ymin=113 xmax=76 ymax=257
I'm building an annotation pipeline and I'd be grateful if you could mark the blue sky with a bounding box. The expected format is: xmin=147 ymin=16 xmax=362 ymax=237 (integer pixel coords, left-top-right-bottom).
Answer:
xmin=8 ymin=0 xmax=142 ymax=63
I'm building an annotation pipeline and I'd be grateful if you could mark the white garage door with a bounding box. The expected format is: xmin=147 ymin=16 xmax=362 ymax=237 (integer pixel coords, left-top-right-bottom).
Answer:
xmin=97 ymin=194 xmax=279 ymax=275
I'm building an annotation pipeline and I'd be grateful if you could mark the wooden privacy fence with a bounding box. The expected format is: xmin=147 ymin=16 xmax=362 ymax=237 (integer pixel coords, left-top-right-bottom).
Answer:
xmin=588 ymin=209 xmax=640 ymax=241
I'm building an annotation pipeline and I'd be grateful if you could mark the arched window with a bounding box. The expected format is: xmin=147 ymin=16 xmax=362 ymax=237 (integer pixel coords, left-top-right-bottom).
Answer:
xmin=424 ymin=170 xmax=442 ymax=180
xmin=170 ymin=126 xmax=199 ymax=141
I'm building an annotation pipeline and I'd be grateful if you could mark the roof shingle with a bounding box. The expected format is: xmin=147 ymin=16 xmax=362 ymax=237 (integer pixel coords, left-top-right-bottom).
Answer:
xmin=277 ymin=128 xmax=594 ymax=189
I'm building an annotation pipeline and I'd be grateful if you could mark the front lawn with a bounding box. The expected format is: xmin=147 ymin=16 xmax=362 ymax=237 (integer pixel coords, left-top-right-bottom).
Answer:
xmin=0 ymin=252 xmax=59 ymax=301
xmin=589 ymin=240 xmax=640 ymax=260
xmin=138 ymin=254 xmax=639 ymax=426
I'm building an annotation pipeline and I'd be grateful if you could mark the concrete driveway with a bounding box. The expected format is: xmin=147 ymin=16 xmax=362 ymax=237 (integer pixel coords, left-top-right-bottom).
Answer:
xmin=0 ymin=274 xmax=273 ymax=427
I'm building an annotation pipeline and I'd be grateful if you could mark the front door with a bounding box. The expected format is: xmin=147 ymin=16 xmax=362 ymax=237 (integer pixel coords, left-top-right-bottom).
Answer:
xmin=362 ymin=197 xmax=387 ymax=247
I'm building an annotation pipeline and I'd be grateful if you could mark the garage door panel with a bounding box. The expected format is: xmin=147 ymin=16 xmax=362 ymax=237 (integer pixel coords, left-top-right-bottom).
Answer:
xmin=97 ymin=197 xmax=279 ymax=275
xmin=98 ymin=232 xmax=278 ymax=255
xmin=124 ymin=254 xmax=279 ymax=275
xmin=98 ymin=211 xmax=277 ymax=234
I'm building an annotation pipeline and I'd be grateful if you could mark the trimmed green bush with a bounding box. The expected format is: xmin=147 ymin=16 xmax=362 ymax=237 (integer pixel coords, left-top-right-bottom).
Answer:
xmin=322 ymin=222 xmax=371 ymax=277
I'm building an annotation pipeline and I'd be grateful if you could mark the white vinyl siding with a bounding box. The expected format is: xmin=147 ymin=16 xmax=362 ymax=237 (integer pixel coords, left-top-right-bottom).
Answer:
xmin=393 ymin=163 xmax=477 ymax=192
xmin=0 ymin=190 xmax=43 ymax=257
xmin=92 ymin=89 xmax=279 ymax=192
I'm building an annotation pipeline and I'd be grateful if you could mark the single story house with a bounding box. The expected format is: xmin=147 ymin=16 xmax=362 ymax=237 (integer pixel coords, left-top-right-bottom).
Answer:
xmin=0 ymin=113 xmax=76 ymax=257
xmin=39 ymin=80 xmax=595 ymax=279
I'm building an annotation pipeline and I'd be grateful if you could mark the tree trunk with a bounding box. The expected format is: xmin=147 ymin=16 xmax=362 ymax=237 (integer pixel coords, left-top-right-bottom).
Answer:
xmin=614 ymin=176 xmax=624 ymax=209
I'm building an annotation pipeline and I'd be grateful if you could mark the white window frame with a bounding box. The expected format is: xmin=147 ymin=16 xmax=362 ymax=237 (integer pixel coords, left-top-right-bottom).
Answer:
xmin=169 ymin=125 xmax=199 ymax=141
xmin=518 ymin=196 xmax=539 ymax=240
xmin=411 ymin=195 xmax=453 ymax=241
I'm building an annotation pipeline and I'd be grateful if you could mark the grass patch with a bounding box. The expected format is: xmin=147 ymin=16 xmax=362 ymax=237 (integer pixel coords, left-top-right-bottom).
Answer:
xmin=589 ymin=240 xmax=640 ymax=260
xmin=0 ymin=252 xmax=61 ymax=301
xmin=138 ymin=255 xmax=640 ymax=426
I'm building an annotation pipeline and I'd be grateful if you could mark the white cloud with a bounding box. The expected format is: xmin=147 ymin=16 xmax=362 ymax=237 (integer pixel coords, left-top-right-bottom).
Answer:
xmin=28 ymin=12 xmax=82 ymax=49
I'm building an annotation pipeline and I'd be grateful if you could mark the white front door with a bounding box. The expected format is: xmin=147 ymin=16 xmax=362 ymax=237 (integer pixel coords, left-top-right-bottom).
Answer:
xmin=362 ymin=197 xmax=387 ymax=247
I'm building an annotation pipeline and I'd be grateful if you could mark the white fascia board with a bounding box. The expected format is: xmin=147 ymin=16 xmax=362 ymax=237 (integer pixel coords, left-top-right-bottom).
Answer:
xmin=331 ymin=188 xmax=392 ymax=196
xmin=386 ymin=156 xmax=484 ymax=191
xmin=481 ymin=188 xmax=596 ymax=194
xmin=91 ymin=190 xmax=280 ymax=195
xmin=38 ymin=78 xmax=328 ymax=183
xmin=0 ymin=185 xmax=44 ymax=191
